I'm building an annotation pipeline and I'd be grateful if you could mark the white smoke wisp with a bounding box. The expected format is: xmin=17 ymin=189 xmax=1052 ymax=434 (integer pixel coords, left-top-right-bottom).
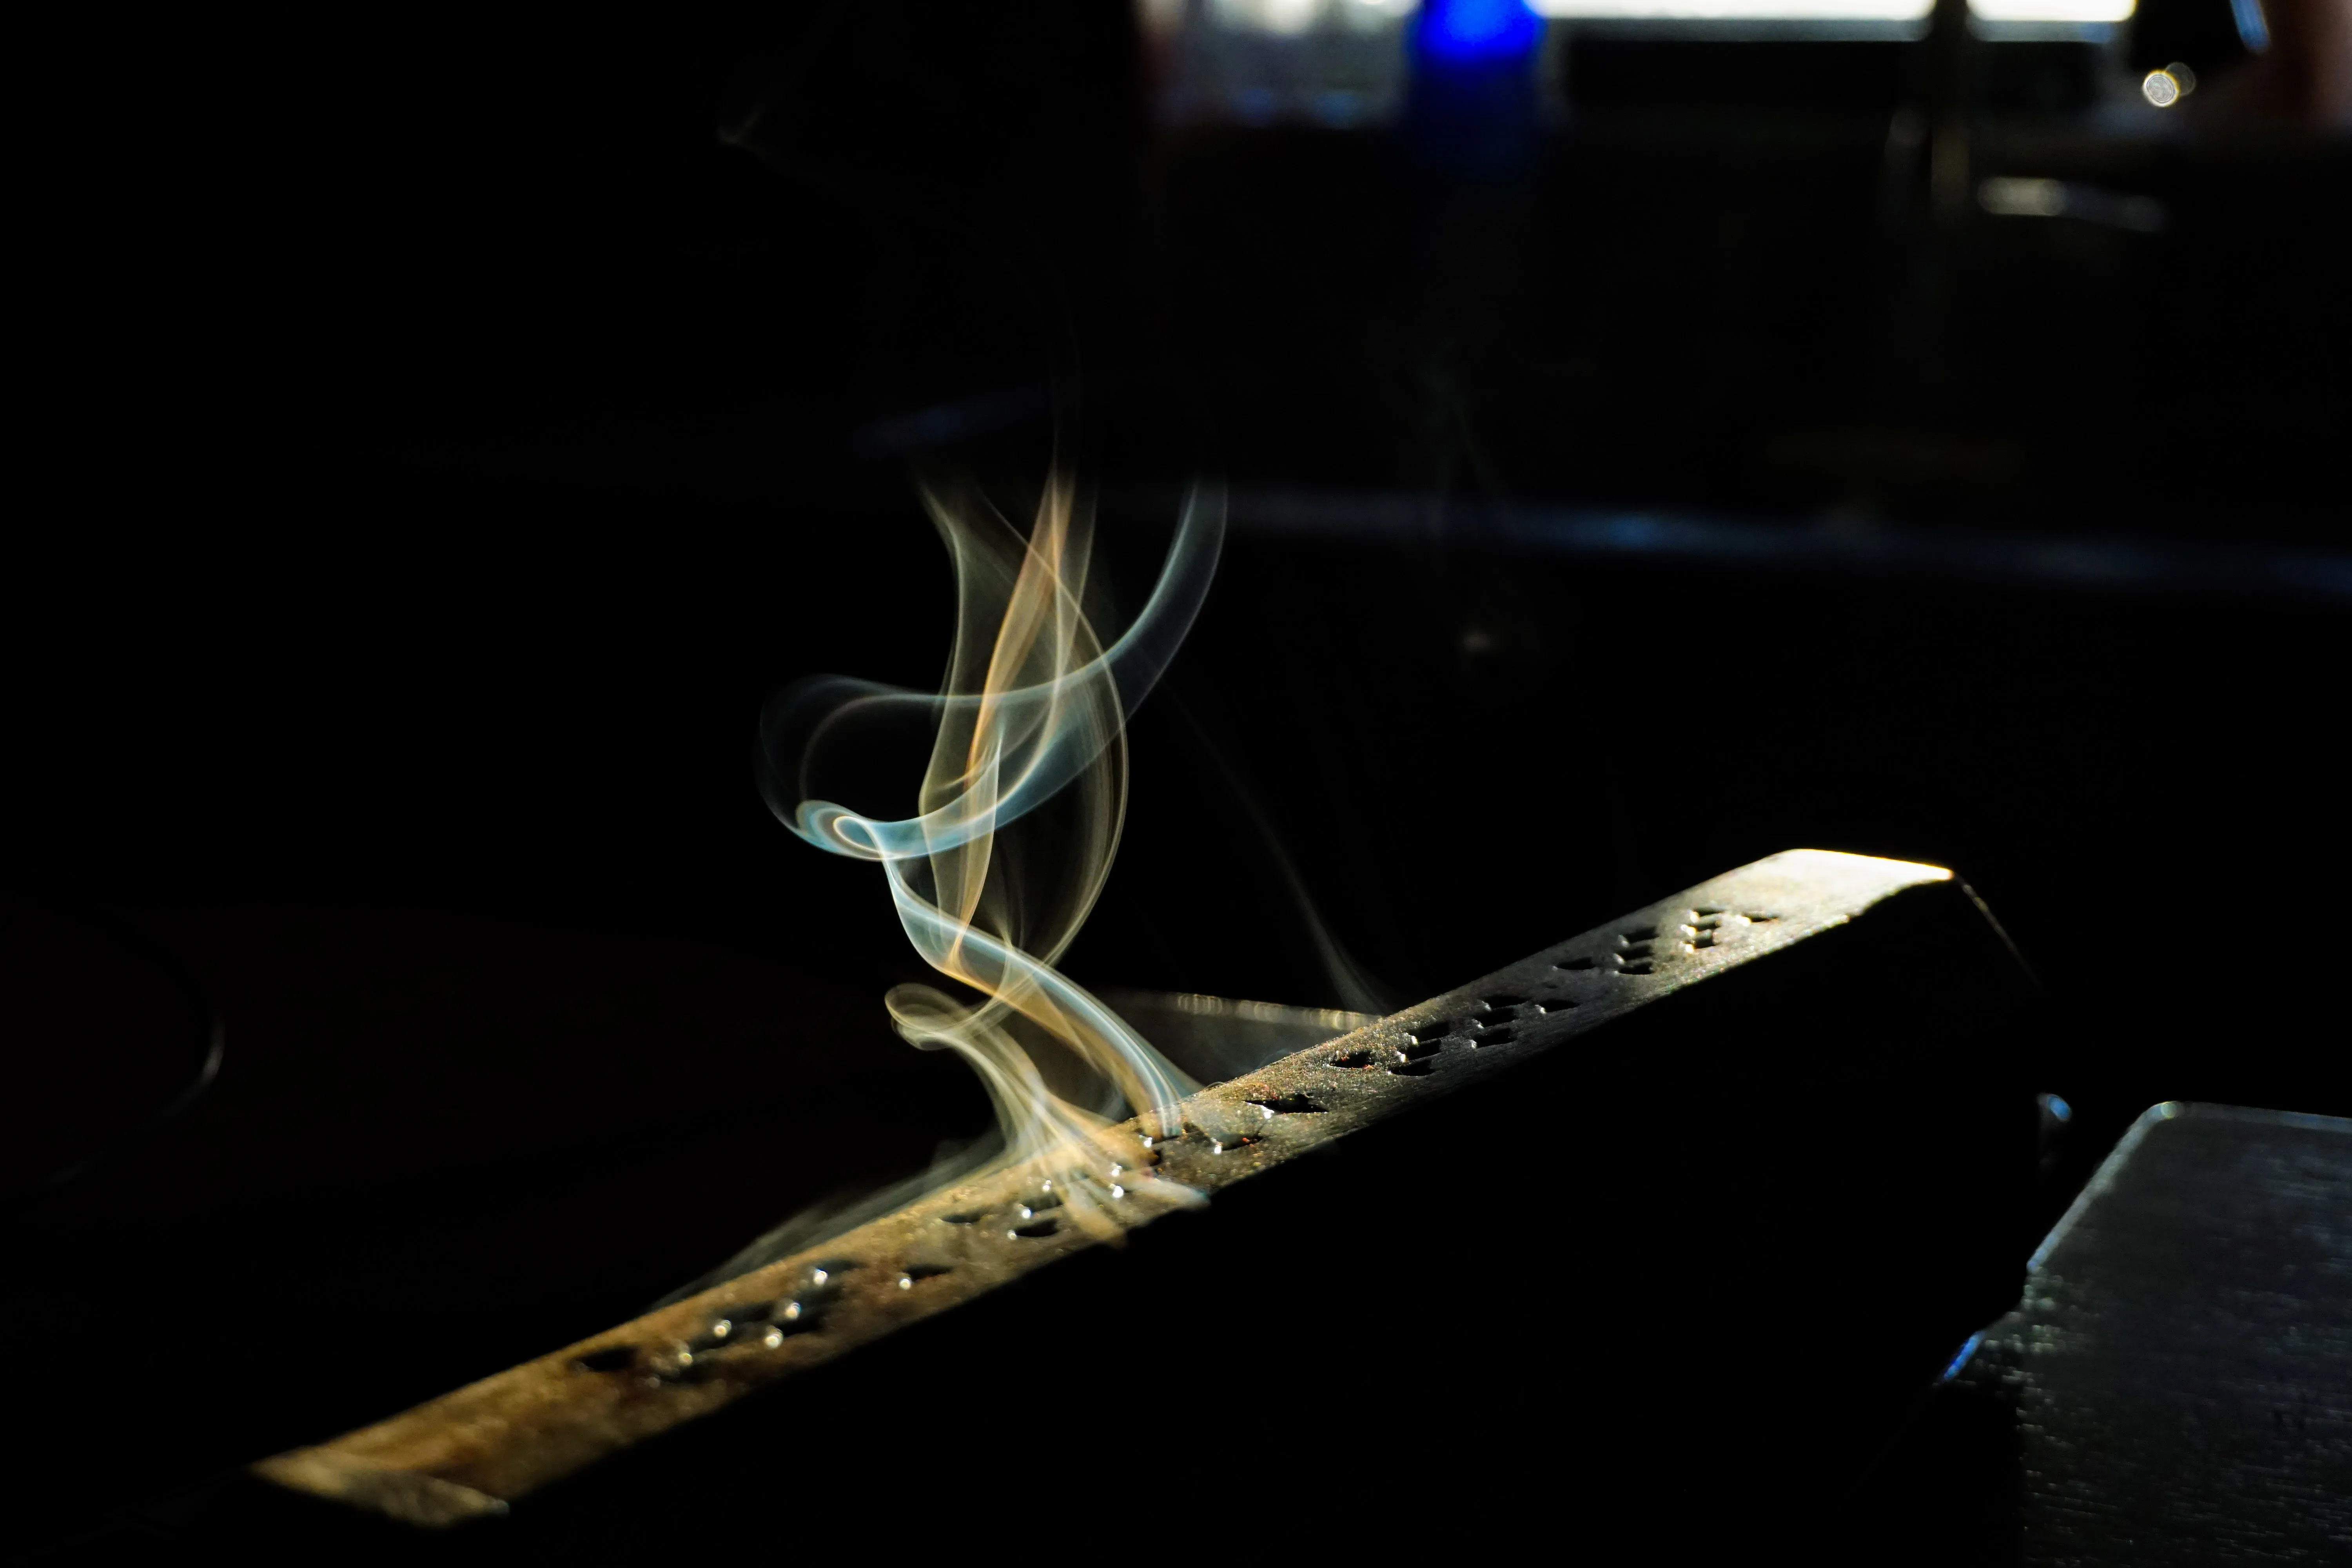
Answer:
xmin=757 ymin=472 xmax=1226 ymax=1241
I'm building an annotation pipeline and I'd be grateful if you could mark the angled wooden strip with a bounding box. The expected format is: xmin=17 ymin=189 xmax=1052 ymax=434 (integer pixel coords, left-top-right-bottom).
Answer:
xmin=254 ymin=848 xmax=1949 ymax=1517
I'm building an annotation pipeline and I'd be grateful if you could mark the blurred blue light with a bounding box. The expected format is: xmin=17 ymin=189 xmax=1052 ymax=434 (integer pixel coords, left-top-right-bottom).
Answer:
xmin=2230 ymin=0 xmax=2271 ymax=51
xmin=1311 ymin=89 xmax=1370 ymax=127
xmin=1940 ymin=1331 xmax=1985 ymax=1381
xmin=1415 ymin=0 xmax=1543 ymax=65
xmin=1230 ymin=87 xmax=1280 ymax=125
xmin=2043 ymin=1093 xmax=2073 ymax=1123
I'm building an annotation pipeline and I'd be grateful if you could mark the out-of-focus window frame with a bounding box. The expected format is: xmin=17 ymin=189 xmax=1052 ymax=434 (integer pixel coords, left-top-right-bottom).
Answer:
xmin=1144 ymin=0 xmax=2152 ymax=129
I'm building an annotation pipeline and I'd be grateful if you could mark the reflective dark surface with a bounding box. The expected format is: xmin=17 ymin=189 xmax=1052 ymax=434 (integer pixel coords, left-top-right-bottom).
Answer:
xmin=1867 ymin=1103 xmax=2352 ymax=1563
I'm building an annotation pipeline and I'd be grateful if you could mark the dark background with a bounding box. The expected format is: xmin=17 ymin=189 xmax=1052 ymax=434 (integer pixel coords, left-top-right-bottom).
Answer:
xmin=9 ymin=2 xmax=2348 ymax=1555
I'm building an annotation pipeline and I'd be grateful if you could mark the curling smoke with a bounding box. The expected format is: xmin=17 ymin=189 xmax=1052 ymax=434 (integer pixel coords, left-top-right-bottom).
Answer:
xmin=756 ymin=470 xmax=1225 ymax=1240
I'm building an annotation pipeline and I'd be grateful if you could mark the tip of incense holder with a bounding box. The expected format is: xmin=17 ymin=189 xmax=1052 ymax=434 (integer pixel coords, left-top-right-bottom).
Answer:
xmin=251 ymin=1448 xmax=509 ymax=1528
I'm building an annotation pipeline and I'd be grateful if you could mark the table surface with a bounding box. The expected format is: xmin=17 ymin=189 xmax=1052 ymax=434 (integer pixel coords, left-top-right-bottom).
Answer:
xmin=1884 ymin=1102 xmax=2352 ymax=1565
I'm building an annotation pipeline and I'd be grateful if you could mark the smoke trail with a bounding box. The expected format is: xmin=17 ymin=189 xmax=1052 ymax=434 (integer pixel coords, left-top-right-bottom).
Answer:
xmin=1162 ymin=687 xmax=1399 ymax=1019
xmin=757 ymin=471 xmax=1225 ymax=1241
